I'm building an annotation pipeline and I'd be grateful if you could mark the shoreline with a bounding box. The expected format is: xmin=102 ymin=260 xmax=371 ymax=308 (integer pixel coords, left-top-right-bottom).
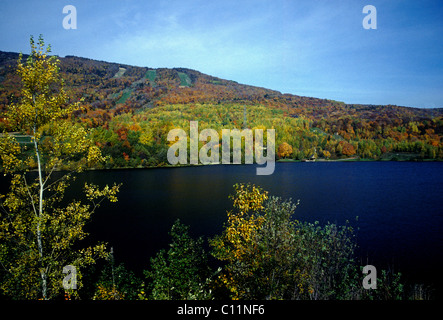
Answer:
xmin=277 ymin=158 xmax=441 ymax=163
xmin=66 ymin=157 xmax=443 ymax=173
xmin=3 ymin=157 xmax=441 ymax=175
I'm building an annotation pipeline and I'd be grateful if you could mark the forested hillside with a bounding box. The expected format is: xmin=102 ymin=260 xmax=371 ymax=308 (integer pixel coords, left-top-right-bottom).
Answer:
xmin=1 ymin=50 xmax=442 ymax=169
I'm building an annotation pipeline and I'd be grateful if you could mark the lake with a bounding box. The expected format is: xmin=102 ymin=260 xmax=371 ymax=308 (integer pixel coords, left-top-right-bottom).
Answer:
xmin=2 ymin=161 xmax=443 ymax=298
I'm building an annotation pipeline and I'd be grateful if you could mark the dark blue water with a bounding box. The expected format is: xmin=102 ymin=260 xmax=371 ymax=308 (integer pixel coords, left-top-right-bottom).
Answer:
xmin=2 ymin=162 xmax=443 ymax=297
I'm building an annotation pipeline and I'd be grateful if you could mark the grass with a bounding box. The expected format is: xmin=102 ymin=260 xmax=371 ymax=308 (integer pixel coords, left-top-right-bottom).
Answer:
xmin=116 ymin=90 xmax=132 ymax=105
xmin=13 ymin=135 xmax=32 ymax=144
xmin=210 ymin=80 xmax=223 ymax=85
xmin=145 ymin=70 xmax=157 ymax=84
xmin=277 ymin=158 xmax=301 ymax=162
xmin=178 ymin=72 xmax=192 ymax=87
xmin=113 ymin=67 xmax=126 ymax=79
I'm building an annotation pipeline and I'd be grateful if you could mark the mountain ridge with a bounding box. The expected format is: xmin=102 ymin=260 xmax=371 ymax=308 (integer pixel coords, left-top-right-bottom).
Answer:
xmin=1 ymin=50 xmax=442 ymax=165
xmin=1 ymin=50 xmax=441 ymax=115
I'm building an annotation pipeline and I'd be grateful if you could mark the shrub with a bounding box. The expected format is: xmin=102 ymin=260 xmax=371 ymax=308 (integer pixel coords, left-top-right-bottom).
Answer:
xmin=144 ymin=219 xmax=213 ymax=300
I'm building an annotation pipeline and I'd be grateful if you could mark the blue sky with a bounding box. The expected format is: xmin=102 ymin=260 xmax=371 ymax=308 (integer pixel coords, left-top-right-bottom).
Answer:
xmin=1 ymin=0 xmax=442 ymax=108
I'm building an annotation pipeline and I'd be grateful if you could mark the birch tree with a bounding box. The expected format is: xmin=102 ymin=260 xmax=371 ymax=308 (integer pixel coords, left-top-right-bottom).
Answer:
xmin=0 ymin=35 xmax=120 ymax=300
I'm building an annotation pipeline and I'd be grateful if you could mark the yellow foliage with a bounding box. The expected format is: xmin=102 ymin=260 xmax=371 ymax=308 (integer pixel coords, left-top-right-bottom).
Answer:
xmin=277 ymin=142 xmax=293 ymax=158
xmin=93 ymin=284 xmax=125 ymax=300
xmin=210 ymin=183 xmax=268 ymax=299
xmin=0 ymin=36 xmax=120 ymax=300
xmin=139 ymin=130 xmax=154 ymax=146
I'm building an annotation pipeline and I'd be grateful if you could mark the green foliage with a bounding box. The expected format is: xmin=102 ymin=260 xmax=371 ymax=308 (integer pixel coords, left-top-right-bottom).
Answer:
xmin=93 ymin=251 xmax=142 ymax=300
xmin=292 ymin=220 xmax=361 ymax=299
xmin=145 ymin=69 xmax=157 ymax=83
xmin=144 ymin=219 xmax=213 ymax=300
xmin=361 ymin=269 xmax=404 ymax=300
xmin=116 ymin=89 xmax=132 ymax=105
xmin=178 ymin=72 xmax=192 ymax=87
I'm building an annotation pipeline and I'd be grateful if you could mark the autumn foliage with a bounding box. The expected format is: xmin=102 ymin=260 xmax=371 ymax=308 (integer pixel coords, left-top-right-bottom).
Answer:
xmin=0 ymin=37 xmax=427 ymax=301
xmin=278 ymin=142 xmax=293 ymax=158
xmin=0 ymin=48 xmax=442 ymax=168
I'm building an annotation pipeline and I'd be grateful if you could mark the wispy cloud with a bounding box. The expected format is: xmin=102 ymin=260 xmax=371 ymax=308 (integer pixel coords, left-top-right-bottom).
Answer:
xmin=1 ymin=0 xmax=442 ymax=107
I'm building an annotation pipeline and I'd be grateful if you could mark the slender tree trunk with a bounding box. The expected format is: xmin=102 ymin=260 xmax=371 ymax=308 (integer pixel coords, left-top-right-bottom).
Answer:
xmin=33 ymin=94 xmax=47 ymax=300
xmin=35 ymin=139 xmax=47 ymax=299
